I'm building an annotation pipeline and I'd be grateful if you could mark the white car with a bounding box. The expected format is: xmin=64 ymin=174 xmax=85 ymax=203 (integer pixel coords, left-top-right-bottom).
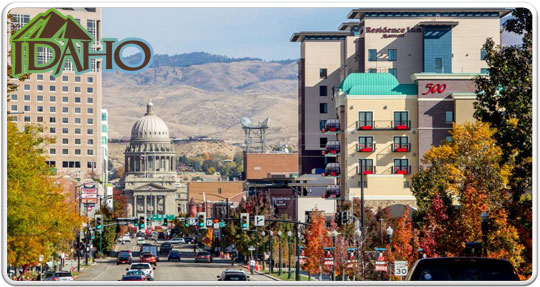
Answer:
xmin=126 ymin=263 xmax=155 ymax=280
xmin=137 ymin=238 xmax=145 ymax=245
xmin=168 ymin=238 xmax=185 ymax=245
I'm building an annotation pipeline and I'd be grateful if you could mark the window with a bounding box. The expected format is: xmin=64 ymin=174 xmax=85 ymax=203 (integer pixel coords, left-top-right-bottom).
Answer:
xmin=11 ymin=14 xmax=30 ymax=31
xmin=37 ymin=47 xmax=52 ymax=65
xmin=24 ymin=94 xmax=30 ymax=101
xmin=50 ymin=148 xmax=56 ymax=155
xmin=75 ymin=118 xmax=81 ymax=124
xmin=75 ymin=139 xmax=81 ymax=145
xmin=62 ymin=118 xmax=69 ymax=124
xmin=50 ymin=127 xmax=56 ymax=134
xmin=319 ymin=86 xmax=327 ymax=97
xmin=388 ymin=49 xmax=397 ymax=61
xmin=75 ymin=107 xmax=81 ymax=114
xmin=394 ymin=111 xmax=408 ymax=127
xmin=87 ymin=76 xmax=93 ymax=83
xmin=62 ymin=96 xmax=68 ymax=103
xmin=49 ymin=106 xmax=56 ymax=113
xmin=87 ymin=118 xmax=94 ymax=125
xmin=50 ymin=95 xmax=56 ymax=102
xmin=358 ymin=111 xmax=373 ymax=127
xmin=37 ymin=95 xmax=43 ymax=102
xmin=358 ymin=136 xmax=373 ymax=150
xmin=445 ymin=111 xmax=454 ymax=123
xmin=75 ymin=97 xmax=81 ymax=103
xmin=394 ymin=136 xmax=409 ymax=151
xmin=102 ymin=137 xmax=107 ymax=145
xmin=75 ymin=76 xmax=81 ymax=83
xmin=394 ymin=159 xmax=409 ymax=173
xmin=359 ymin=159 xmax=374 ymax=173
xmin=49 ymin=85 xmax=56 ymax=92
xmin=87 ymin=139 xmax=94 ymax=145
xmin=62 ymin=107 xmax=69 ymax=113
xmin=11 ymin=94 xmax=17 ymax=101
xmin=11 ymin=105 xmax=17 ymax=111
xmin=62 ymin=149 xmax=69 ymax=155
xmin=319 ymin=103 xmax=328 ymax=114
xmin=24 ymin=116 xmax=31 ymax=122
xmin=49 ymin=75 xmax=55 ymax=81
xmin=481 ymin=49 xmax=487 ymax=60
xmin=36 ymin=74 xmax=43 ymax=81
xmin=62 ymin=75 xmax=68 ymax=82
xmin=320 ymin=120 xmax=327 ymax=131
xmin=62 ymin=128 xmax=69 ymax=134
xmin=37 ymin=85 xmax=43 ymax=91
xmin=37 ymin=116 xmax=43 ymax=122
xmin=87 ymin=97 xmax=94 ymax=104
xmin=49 ymin=117 xmax=56 ymax=123
xmin=368 ymin=68 xmax=377 ymax=73
xmin=87 ymin=161 xmax=96 ymax=168
xmin=62 ymin=86 xmax=68 ymax=92
xmin=102 ymin=124 xmax=107 ymax=132
xmin=102 ymin=113 xmax=107 ymax=121
xmin=75 ymin=87 xmax=81 ymax=93
xmin=87 ymin=20 xmax=97 ymax=38
xmin=445 ymin=136 xmax=452 ymax=142
xmin=23 ymin=84 xmax=30 ymax=91
xmin=435 ymin=58 xmax=443 ymax=73
xmin=87 ymin=87 xmax=94 ymax=93
xmin=24 ymin=106 xmax=30 ymax=112
xmin=11 ymin=116 xmax=17 ymax=121
xmin=389 ymin=68 xmax=397 ymax=77
xmin=87 ymin=108 xmax=94 ymax=114
xmin=319 ymin=68 xmax=327 ymax=79
xmin=75 ymin=128 xmax=81 ymax=134
xmin=368 ymin=49 xmax=377 ymax=61
xmin=37 ymin=106 xmax=43 ymax=112
xmin=319 ymin=137 xmax=328 ymax=148
xmin=87 ymin=128 xmax=94 ymax=135
xmin=481 ymin=68 xmax=489 ymax=74
xmin=75 ymin=149 xmax=81 ymax=155
xmin=62 ymin=138 xmax=69 ymax=145
xmin=87 ymin=149 xmax=94 ymax=155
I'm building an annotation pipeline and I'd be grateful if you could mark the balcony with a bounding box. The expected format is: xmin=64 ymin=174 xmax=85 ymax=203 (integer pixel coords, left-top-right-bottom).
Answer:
xmin=322 ymin=163 xmax=340 ymax=177
xmin=356 ymin=120 xmax=411 ymax=131
xmin=357 ymin=143 xmax=376 ymax=152
xmin=321 ymin=119 xmax=341 ymax=134
xmin=322 ymin=141 xmax=340 ymax=157
xmin=357 ymin=165 xmax=376 ymax=175
xmin=392 ymin=165 xmax=411 ymax=175
xmin=392 ymin=143 xmax=411 ymax=152
xmin=323 ymin=185 xmax=340 ymax=199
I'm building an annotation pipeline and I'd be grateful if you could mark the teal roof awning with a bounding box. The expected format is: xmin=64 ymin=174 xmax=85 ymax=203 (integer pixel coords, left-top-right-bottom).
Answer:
xmin=339 ymin=73 xmax=417 ymax=96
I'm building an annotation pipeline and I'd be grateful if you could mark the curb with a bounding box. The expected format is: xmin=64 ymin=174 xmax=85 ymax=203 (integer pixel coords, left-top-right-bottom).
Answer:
xmin=240 ymin=265 xmax=280 ymax=281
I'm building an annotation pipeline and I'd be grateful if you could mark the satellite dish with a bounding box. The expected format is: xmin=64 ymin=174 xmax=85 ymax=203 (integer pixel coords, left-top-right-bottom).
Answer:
xmin=261 ymin=118 xmax=270 ymax=128
xmin=241 ymin=117 xmax=252 ymax=128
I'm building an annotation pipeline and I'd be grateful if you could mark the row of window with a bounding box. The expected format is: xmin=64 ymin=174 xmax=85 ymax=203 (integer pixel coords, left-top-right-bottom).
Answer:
xmin=23 ymin=84 xmax=94 ymax=93
xmin=46 ymin=161 xmax=97 ymax=169
xmin=368 ymin=49 xmax=488 ymax=62
xmin=35 ymin=74 xmax=94 ymax=83
xmin=11 ymin=105 xmax=95 ymax=114
xmin=50 ymin=148 xmax=94 ymax=156
xmin=366 ymin=67 xmax=487 ymax=76
xmin=59 ymin=138 xmax=95 ymax=145
xmin=11 ymin=94 xmax=94 ymax=104
xmin=357 ymin=111 xmax=453 ymax=125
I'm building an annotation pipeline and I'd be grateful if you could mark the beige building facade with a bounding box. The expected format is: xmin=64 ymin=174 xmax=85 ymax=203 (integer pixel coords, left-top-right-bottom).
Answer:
xmin=8 ymin=8 xmax=104 ymax=180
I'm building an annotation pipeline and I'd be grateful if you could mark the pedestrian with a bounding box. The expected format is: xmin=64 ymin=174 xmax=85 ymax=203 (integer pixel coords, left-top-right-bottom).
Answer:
xmin=230 ymin=252 xmax=236 ymax=266
xmin=249 ymin=258 xmax=256 ymax=275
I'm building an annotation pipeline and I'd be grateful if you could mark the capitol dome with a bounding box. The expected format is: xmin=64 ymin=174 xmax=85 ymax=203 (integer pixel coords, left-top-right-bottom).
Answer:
xmin=130 ymin=99 xmax=170 ymax=142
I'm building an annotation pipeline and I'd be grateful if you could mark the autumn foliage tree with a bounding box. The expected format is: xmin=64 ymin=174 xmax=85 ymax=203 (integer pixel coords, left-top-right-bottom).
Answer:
xmin=303 ymin=211 xmax=326 ymax=275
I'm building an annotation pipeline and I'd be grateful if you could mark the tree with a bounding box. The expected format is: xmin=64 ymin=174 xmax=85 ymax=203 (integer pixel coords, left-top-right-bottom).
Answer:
xmin=7 ymin=122 xmax=83 ymax=268
xmin=387 ymin=208 xmax=414 ymax=265
xmin=303 ymin=211 xmax=326 ymax=276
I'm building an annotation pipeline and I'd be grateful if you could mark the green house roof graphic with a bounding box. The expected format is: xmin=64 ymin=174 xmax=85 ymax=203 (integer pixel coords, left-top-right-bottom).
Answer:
xmin=11 ymin=8 xmax=92 ymax=42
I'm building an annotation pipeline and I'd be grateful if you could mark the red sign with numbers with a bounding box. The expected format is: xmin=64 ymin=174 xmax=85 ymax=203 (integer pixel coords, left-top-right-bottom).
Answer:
xmin=422 ymin=83 xmax=447 ymax=95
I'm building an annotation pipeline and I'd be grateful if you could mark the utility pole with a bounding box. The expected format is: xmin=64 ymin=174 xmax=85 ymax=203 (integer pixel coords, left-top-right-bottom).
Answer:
xmin=295 ymin=224 xmax=300 ymax=281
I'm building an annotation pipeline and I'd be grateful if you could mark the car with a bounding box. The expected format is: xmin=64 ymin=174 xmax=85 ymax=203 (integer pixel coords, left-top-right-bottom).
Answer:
xmin=217 ymin=270 xmax=249 ymax=281
xmin=125 ymin=270 xmax=147 ymax=280
xmin=43 ymin=271 xmax=73 ymax=281
xmin=195 ymin=251 xmax=213 ymax=263
xmin=117 ymin=251 xmax=132 ymax=265
xmin=120 ymin=249 xmax=132 ymax=255
xmin=136 ymin=231 xmax=145 ymax=238
xmin=121 ymin=275 xmax=146 ymax=281
xmin=168 ymin=238 xmax=185 ymax=245
xmin=137 ymin=238 xmax=145 ymax=245
xmin=160 ymin=243 xmax=173 ymax=254
xmin=184 ymin=237 xmax=194 ymax=244
xmin=141 ymin=252 xmax=158 ymax=265
xmin=119 ymin=235 xmax=131 ymax=244
xmin=406 ymin=257 xmax=520 ymax=281
xmin=168 ymin=250 xmax=181 ymax=262
xmin=126 ymin=263 xmax=155 ymax=280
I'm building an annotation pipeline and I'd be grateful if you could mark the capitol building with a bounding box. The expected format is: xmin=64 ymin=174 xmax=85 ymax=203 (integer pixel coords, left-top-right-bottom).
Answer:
xmin=120 ymin=99 xmax=187 ymax=218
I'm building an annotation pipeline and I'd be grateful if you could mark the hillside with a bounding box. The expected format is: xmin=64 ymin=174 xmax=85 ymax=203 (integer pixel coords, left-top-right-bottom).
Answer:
xmin=103 ymin=54 xmax=298 ymax=146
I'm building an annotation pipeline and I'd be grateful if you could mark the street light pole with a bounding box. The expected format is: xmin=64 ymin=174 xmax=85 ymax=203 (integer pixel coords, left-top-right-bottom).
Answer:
xmin=278 ymin=231 xmax=282 ymax=276
xmin=355 ymin=228 xmax=362 ymax=281
xmin=269 ymin=231 xmax=274 ymax=274
xmin=360 ymin=163 xmax=365 ymax=235
xmin=332 ymin=230 xmax=338 ymax=281
xmin=287 ymin=231 xmax=292 ymax=279
xmin=386 ymin=226 xmax=394 ymax=281
xmin=295 ymin=227 xmax=300 ymax=281
xmin=261 ymin=231 xmax=266 ymax=271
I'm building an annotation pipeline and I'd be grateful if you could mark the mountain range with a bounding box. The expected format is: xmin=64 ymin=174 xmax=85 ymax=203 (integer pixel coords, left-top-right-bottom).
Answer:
xmin=103 ymin=52 xmax=299 ymax=147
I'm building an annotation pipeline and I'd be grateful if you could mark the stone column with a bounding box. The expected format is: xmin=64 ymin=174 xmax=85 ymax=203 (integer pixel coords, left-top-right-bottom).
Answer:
xmin=143 ymin=194 xmax=147 ymax=217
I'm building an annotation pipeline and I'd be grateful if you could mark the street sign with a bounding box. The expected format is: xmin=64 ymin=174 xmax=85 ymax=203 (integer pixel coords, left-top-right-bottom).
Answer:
xmin=81 ymin=193 xmax=98 ymax=199
xmin=166 ymin=214 xmax=175 ymax=221
xmin=375 ymin=253 xmax=388 ymax=272
xmin=219 ymin=222 xmax=226 ymax=228
xmin=394 ymin=261 xmax=408 ymax=277
xmin=254 ymin=215 xmax=265 ymax=227
xmin=83 ymin=203 xmax=95 ymax=207
xmin=214 ymin=223 xmax=220 ymax=229
xmin=248 ymin=246 xmax=255 ymax=251
xmin=206 ymin=219 xmax=213 ymax=227
xmin=323 ymin=249 xmax=334 ymax=266
xmin=189 ymin=218 xmax=196 ymax=225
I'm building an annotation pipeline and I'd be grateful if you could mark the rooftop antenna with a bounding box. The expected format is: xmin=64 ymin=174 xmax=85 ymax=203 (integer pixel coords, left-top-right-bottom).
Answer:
xmin=241 ymin=117 xmax=269 ymax=153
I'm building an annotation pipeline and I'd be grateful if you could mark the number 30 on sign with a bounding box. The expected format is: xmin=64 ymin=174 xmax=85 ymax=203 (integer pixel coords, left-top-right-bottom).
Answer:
xmin=394 ymin=261 xmax=408 ymax=276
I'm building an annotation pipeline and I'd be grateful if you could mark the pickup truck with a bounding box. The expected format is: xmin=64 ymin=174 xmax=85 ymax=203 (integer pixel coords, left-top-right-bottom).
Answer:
xmin=140 ymin=244 xmax=159 ymax=262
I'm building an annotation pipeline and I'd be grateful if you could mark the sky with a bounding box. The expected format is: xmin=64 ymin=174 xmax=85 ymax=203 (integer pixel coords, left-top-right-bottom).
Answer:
xmin=102 ymin=8 xmax=352 ymax=60
xmin=103 ymin=8 xmax=521 ymax=61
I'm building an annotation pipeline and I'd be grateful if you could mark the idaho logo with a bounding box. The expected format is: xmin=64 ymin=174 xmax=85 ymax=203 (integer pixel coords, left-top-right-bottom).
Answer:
xmin=10 ymin=8 xmax=153 ymax=77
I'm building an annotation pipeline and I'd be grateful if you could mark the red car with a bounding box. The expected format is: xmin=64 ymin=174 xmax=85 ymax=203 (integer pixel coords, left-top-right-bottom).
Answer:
xmin=140 ymin=252 xmax=157 ymax=265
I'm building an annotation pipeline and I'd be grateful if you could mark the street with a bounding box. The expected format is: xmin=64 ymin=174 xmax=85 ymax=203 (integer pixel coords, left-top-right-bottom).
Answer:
xmin=75 ymin=240 xmax=275 ymax=281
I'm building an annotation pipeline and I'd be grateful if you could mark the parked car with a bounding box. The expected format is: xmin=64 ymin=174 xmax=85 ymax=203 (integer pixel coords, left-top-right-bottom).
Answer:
xmin=43 ymin=271 xmax=73 ymax=281
xmin=116 ymin=251 xmax=132 ymax=265
xmin=406 ymin=257 xmax=520 ymax=281
xmin=140 ymin=252 xmax=158 ymax=265
xmin=195 ymin=251 xmax=213 ymax=263
xmin=160 ymin=242 xmax=173 ymax=255
xmin=168 ymin=238 xmax=185 ymax=245
xmin=126 ymin=263 xmax=155 ymax=281
xmin=217 ymin=270 xmax=249 ymax=281
xmin=168 ymin=250 xmax=181 ymax=262
xmin=124 ymin=270 xmax=147 ymax=280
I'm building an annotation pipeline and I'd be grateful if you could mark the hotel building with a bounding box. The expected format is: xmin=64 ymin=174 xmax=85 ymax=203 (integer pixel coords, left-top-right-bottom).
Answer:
xmin=292 ymin=8 xmax=510 ymax=209
xmin=8 ymin=8 xmax=104 ymax=180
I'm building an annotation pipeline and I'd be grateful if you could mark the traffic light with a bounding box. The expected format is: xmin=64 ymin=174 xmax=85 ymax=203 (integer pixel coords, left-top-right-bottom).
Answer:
xmin=95 ymin=214 xmax=103 ymax=231
xmin=198 ymin=212 xmax=206 ymax=229
xmin=163 ymin=218 xmax=168 ymax=226
xmin=139 ymin=215 xmax=145 ymax=230
xmin=341 ymin=211 xmax=349 ymax=225
xmin=240 ymin=213 xmax=249 ymax=230
xmin=335 ymin=212 xmax=342 ymax=226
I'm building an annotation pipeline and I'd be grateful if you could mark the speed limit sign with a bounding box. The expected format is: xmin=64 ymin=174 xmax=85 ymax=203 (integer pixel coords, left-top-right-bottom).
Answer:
xmin=394 ymin=261 xmax=408 ymax=277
